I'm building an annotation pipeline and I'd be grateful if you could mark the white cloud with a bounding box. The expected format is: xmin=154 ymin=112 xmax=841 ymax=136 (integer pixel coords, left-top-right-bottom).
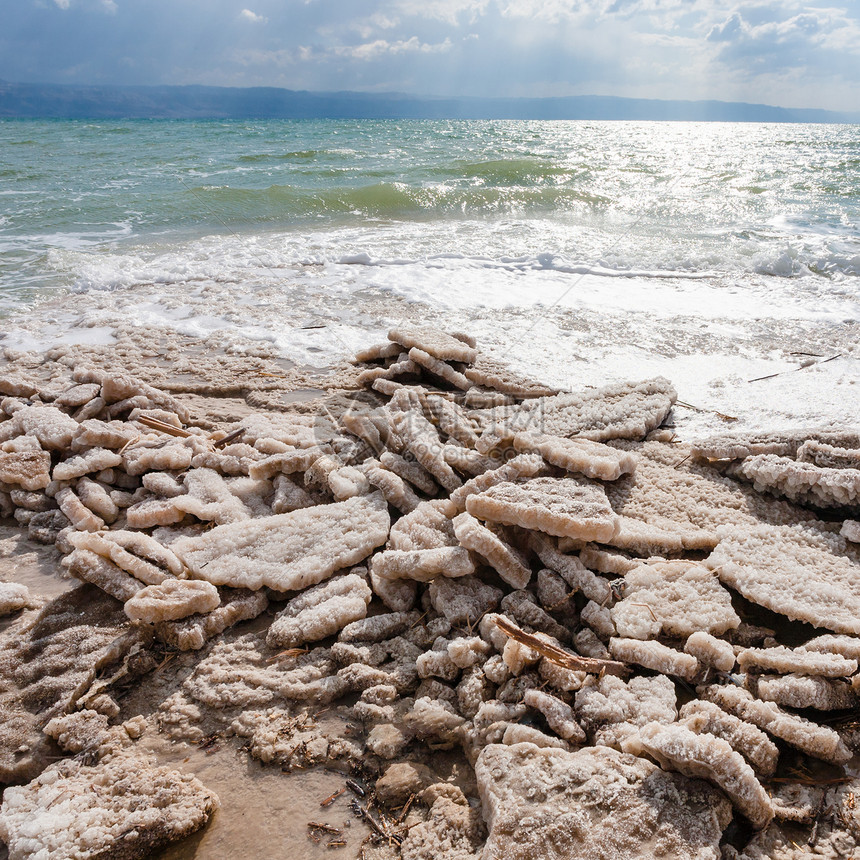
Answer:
xmin=328 ymin=36 xmax=454 ymax=60
xmin=101 ymin=0 xmax=117 ymax=13
xmin=393 ymin=0 xmax=489 ymax=25
xmin=239 ymin=8 xmax=267 ymax=23
xmin=53 ymin=0 xmax=71 ymax=8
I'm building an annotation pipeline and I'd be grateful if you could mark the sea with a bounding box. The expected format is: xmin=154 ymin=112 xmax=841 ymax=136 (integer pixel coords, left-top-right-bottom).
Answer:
xmin=1 ymin=118 xmax=858 ymax=433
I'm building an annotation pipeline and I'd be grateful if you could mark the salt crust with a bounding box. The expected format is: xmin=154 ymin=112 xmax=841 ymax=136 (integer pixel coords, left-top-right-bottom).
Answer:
xmin=707 ymin=523 xmax=860 ymax=635
xmin=76 ymin=477 xmax=119 ymax=523
xmin=124 ymin=579 xmax=221 ymax=624
xmin=428 ymin=575 xmax=503 ymax=626
xmin=379 ymin=450 xmax=438 ymax=495
xmin=52 ymin=447 xmax=123 ymax=483
xmin=0 ymin=405 xmax=79 ymax=450
xmin=371 ymin=547 xmax=475 ymax=582
xmin=64 ymin=548 xmax=144 ymax=602
xmin=0 ymin=449 xmax=51 ymax=491
xmin=691 ymin=429 xmax=860 ymax=462
xmin=802 ymin=633 xmax=860 ymax=660
xmin=452 ymin=512 xmax=531 ymax=589
xmin=389 ymin=406 xmax=463 ymax=492
xmin=463 ymin=355 xmax=558 ymax=399
xmin=102 ymin=529 xmax=184 ymax=576
xmin=172 ymin=467 xmax=254 ymax=524
xmin=842 ymin=519 xmax=860 ymax=542
xmin=737 ymin=645 xmax=857 ymax=677
xmin=155 ymin=589 xmax=269 ymax=651
xmin=174 ymin=493 xmax=390 ymax=591
xmin=68 ymin=531 xmax=170 ymax=586
xmin=523 ymin=689 xmax=586 ymax=743
xmin=685 ymin=631 xmax=736 ymax=673
xmin=267 ymin=573 xmax=372 ymax=648
xmin=574 ymin=674 xmax=677 ymax=749
xmin=512 ymin=430 xmax=637 ymax=481
xmin=622 ymin=721 xmax=774 ymax=830
xmin=530 ymin=536 xmax=611 ymax=603
xmin=0 ymin=749 xmax=218 ymax=860
xmin=466 ymin=476 xmax=619 ymax=542
xmin=698 ymin=684 xmax=851 ymax=764
xmin=750 ymin=673 xmax=859 ymax=710
xmin=364 ymin=460 xmax=420 ymax=512
xmin=679 ymin=701 xmax=778 ymax=779
xmin=408 ymin=347 xmax=472 ymax=390
xmin=122 ymin=440 xmax=195 ymax=476
xmin=56 ymin=486 xmax=105 ymax=532
xmin=0 ymin=586 xmax=136 ymax=784
xmin=424 ymin=395 xmax=479 ymax=448
xmin=476 ymin=744 xmax=730 ymax=860
xmin=388 ymin=325 xmax=479 ymax=364
xmin=500 ymin=591 xmax=570 ymax=643
xmin=611 ymin=560 xmax=740 ymax=640
xmin=731 ymin=454 xmax=860 ymax=509
xmin=609 ymin=638 xmax=701 ymax=682
xmin=580 ymin=600 xmax=616 ymax=641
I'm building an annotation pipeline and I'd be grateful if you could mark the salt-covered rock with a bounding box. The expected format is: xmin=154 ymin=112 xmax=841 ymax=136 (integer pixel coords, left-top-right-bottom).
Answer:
xmin=609 ymin=638 xmax=701 ymax=682
xmin=124 ymin=579 xmax=221 ymax=624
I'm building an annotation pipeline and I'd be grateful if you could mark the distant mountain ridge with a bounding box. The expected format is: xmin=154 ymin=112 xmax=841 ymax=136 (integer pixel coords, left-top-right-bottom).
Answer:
xmin=1 ymin=80 xmax=857 ymax=123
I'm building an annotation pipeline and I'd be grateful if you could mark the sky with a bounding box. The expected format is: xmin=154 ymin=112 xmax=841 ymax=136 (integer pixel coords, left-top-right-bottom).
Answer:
xmin=3 ymin=0 xmax=860 ymax=111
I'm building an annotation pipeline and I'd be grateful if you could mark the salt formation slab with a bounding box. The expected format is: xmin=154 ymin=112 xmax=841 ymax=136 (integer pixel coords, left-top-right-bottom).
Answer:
xmin=0 ymin=405 xmax=79 ymax=450
xmin=611 ymin=560 xmax=740 ymax=640
xmin=388 ymin=500 xmax=457 ymax=550
xmin=124 ymin=579 xmax=220 ymax=624
xmin=698 ymin=684 xmax=851 ymax=764
xmin=802 ymin=633 xmax=860 ymax=660
xmin=449 ymin=453 xmax=544 ymax=511
xmin=64 ymin=548 xmax=144 ymax=602
xmin=622 ymin=721 xmax=774 ymax=830
xmin=55 ymin=486 xmax=105 ymax=531
xmin=737 ymin=645 xmax=857 ymax=677
xmin=679 ymin=700 xmax=779 ymax=779
xmin=428 ymin=575 xmax=503 ymax=626
xmin=0 ymin=449 xmax=51 ymax=491
xmin=68 ymin=531 xmax=169 ymax=586
xmin=475 ymin=744 xmax=730 ymax=860
xmin=0 ymin=583 xmax=33 ymax=616
xmin=530 ymin=537 xmax=611 ymax=603
xmin=424 ymin=395 xmax=479 ymax=447
xmin=0 ymin=586 xmax=136 ymax=783
xmin=685 ymin=632 xmax=736 ymax=673
xmin=691 ymin=429 xmax=860 ymax=462
xmin=574 ymin=674 xmax=677 ymax=748
xmin=523 ymin=689 xmax=586 ymax=743
xmin=156 ymin=589 xmax=269 ymax=651
xmin=76 ymin=476 xmax=119 ymax=523
xmin=364 ymin=460 xmax=420 ymax=512
xmin=390 ymin=407 xmax=463 ymax=492
xmin=476 ymin=377 xmax=676 ymax=446
xmin=730 ymin=454 xmax=860 ymax=509
xmin=371 ymin=547 xmax=474 ymax=581
xmin=379 ymin=451 xmax=438 ymax=494
xmin=103 ymin=529 xmax=184 ymax=576
xmin=408 ymin=347 xmax=471 ymax=390
xmin=707 ymin=523 xmax=860 ymax=635
xmin=466 ymin=476 xmax=619 ymax=542
xmin=453 ymin=512 xmax=531 ymax=589
xmin=843 ymin=519 xmax=860 ymax=542
xmin=267 ymin=573 xmax=372 ymax=648
xmin=797 ymin=438 xmax=860 ymax=469
xmin=0 ymin=750 xmax=218 ymax=859
xmin=464 ymin=355 xmax=558 ymax=398
xmin=751 ymin=674 xmax=859 ymax=710
xmin=122 ymin=440 xmax=195 ymax=476
xmin=388 ymin=325 xmax=478 ymax=363
xmin=173 ymin=494 xmax=390 ymax=591
xmin=512 ymin=431 xmax=637 ymax=481
xmin=609 ymin=638 xmax=701 ymax=682
xmin=52 ymin=447 xmax=122 ymax=482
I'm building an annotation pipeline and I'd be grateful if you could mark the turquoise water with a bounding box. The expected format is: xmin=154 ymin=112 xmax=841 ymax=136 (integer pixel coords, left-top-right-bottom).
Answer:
xmin=1 ymin=118 xmax=859 ymax=314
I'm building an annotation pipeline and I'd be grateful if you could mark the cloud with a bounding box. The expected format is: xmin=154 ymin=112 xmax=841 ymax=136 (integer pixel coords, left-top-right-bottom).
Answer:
xmin=239 ymin=8 xmax=267 ymax=23
xmin=326 ymin=35 xmax=454 ymax=60
xmin=53 ymin=0 xmax=71 ymax=8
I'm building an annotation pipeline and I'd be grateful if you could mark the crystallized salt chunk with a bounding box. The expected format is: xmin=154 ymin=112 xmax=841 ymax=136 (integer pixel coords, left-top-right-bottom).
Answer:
xmin=429 ymin=575 xmax=503 ymax=626
xmin=416 ymin=647 xmax=460 ymax=681
xmin=842 ymin=519 xmax=860 ymax=543
xmin=475 ymin=744 xmax=731 ymax=860
xmin=622 ymin=721 xmax=774 ymax=830
xmin=174 ymin=494 xmax=390 ymax=591
xmin=364 ymin=461 xmax=420 ymax=512
xmin=453 ymin=511 xmax=531 ymax=589
xmin=73 ymin=418 xmax=138 ymax=450
xmin=52 ymin=447 xmax=122 ymax=482
xmin=369 ymin=567 xmax=418 ymax=612
xmin=339 ymin=611 xmax=420 ymax=643
xmin=467 ymin=476 xmax=619 ymax=543
xmin=388 ymin=325 xmax=478 ymax=363
xmin=685 ymin=632 xmax=736 ymax=673
xmin=379 ymin=450 xmax=438 ymax=494
xmin=523 ymin=689 xmax=586 ymax=743
xmin=574 ymin=674 xmax=677 ymax=749
xmin=501 ymin=591 xmax=571 ymax=643
xmin=691 ymin=429 xmax=860 ymax=462
xmin=126 ymin=496 xmax=187 ymax=528
xmin=531 ymin=537 xmax=612 ymax=604
xmin=172 ymin=467 xmax=253 ymax=524
xmin=611 ymin=560 xmax=740 ymax=641
xmin=0 ymin=582 xmax=34 ymax=616
xmin=125 ymin=579 xmax=220 ymax=623
xmin=55 ymin=486 xmax=105 ymax=532
xmin=404 ymin=696 xmax=466 ymax=744
xmin=390 ymin=407 xmax=463 ymax=492
xmin=266 ymin=573 xmax=372 ymax=648
xmin=408 ymin=347 xmax=472 ymax=390
xmin=155 ymin=589 xmax=269 ymax=651
xmin=802 ymin=633 xmax=860 ymax=661
xmin=0 ymin=405 xmax=79 ymax=450
xmin=513 ymin=431 xmax=637 ymax=481
xmin=248 ymin=445 xmax=326 ymax=480
xmin=679 ymin=700 xmax=779 ymax=779
xmin=0 ymin=449 xmax=51 ymax=491
xmin=463 ymin=355 xmax=558 ymax=398
xmin=607 ymin=516 xmax=717 ymax=555
xmin=737 ymin=644 xmax=857 ymax=677
xmin=609 ymin=637 xmax=701 ymax=682
xmin=750 ymin=673 xmax=859 ymax=710
xmin=449 ymin=453 xmax=545 ymax=511
xmin=698 ymin=684 xmax=851 ymax=765
xmin=123 ymin=440 xmax=195 ymax=476
xmin=75 ymin=477 xmax=119 ymax=523
xmin=63 ymin=548 xmax=145 ymax=602
xmin=797 ymin=438 xmax=860 ymax=470
xmin=442 ymin=444 xmax=502 ymax=477
xmin=0 ymin=751 xmax=218 ymax=859
xmin=424 ymin=395 xmax=479 ymax=447
xmin=68 ymin=531 xmax=170 ymax=586
xmin=388 ymin=499 xmax=457 ymax=550
xmin=707 ymin=523 xmax=860 ymax=635
xmin=476 ymin=377 xmax=677 ymax=446
xmin=730 ymin=454 xmax=860 ymax=509
xmin=371 ymin=546 xmax=474 ymax=582
xmin=103 ymin=529 xmax=184 ymax=575
xmin=448 ymin=635 xmax=493 ymax=669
